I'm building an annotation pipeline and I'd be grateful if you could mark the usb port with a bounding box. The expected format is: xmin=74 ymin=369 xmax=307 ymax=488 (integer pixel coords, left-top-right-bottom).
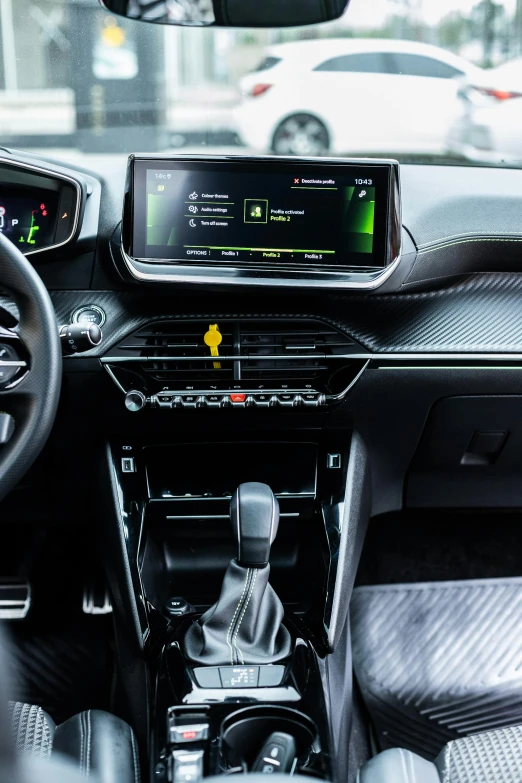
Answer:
xmin=121 ymin=457 xmax=136 ymax=473
xmin=327 ymin=453 xmax=341 ymax=469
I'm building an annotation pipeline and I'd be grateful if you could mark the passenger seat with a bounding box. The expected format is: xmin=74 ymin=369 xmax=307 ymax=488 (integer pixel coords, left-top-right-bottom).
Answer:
xmin=359 ymin=725 xmax=522 ymax=782
xmin=9 ymin=701 xmax=140 ymax=782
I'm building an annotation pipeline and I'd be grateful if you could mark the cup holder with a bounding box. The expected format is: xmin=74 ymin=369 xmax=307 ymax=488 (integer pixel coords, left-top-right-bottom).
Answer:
xmin=221 ymin=705 xmax=317 ymax=769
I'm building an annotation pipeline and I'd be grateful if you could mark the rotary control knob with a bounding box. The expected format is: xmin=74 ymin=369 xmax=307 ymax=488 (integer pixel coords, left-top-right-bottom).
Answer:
xmin=125 ymin=390 xmax=147 ymax=412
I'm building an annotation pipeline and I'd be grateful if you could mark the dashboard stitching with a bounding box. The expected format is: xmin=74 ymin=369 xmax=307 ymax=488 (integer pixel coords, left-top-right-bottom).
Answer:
xmin=418 ymin=238 xmax=522 ymax=255
xmin=417 ymin=233 xmax=522 ymax=248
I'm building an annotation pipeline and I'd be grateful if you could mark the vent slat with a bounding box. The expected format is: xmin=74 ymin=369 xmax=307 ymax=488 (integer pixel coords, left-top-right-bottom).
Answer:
xmin=111 ymin=318 xmax=359 ymax=388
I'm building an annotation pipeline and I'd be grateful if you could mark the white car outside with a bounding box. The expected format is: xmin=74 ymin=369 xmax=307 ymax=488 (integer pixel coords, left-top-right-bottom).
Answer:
xmin=235 ymin=38 xmax=481 ymax=156
xmin=448 ymin=58 xmax=522 ymax=163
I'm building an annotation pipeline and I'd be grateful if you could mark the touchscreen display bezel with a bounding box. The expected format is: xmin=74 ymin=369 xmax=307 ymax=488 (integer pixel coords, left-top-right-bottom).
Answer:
xmin=128 ymin=156 xmax=395 ymax=272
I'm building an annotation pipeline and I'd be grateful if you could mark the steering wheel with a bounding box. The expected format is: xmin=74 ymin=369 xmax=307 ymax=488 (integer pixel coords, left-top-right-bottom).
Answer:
xmin=0 ymin=232 xmax=62 ymax=503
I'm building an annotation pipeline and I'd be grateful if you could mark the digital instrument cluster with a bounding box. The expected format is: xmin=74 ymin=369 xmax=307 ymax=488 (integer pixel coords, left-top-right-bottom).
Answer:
xmin=0 ymin=160 xmax=80 ymax=255
xmin=0 ymin=190 xmax=60 ymax=250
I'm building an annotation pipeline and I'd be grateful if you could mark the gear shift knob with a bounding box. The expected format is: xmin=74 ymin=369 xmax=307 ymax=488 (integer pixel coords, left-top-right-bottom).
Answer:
xmin=230 ymin=482 xmax=279 ymax=567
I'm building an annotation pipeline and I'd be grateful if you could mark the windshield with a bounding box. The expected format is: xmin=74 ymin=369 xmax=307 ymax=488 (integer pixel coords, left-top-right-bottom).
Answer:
xmin=1 ymin=0 xmax=522 ymax=172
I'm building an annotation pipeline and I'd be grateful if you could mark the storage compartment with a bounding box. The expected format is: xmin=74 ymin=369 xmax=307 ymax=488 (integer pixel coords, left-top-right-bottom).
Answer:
xmin=407 ymin=396 xmax=522 ymax=508
xmin=145 ymin=441 xmax=317 ymax=499
xmin=141 ymin=440 xmax=323 ymax=609
xmin=221 ymin=705 xmax=317 ymax=769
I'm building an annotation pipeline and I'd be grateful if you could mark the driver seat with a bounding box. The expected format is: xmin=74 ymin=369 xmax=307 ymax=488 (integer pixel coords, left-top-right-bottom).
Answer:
xmin=358 ymin=725 xmax=522 ymax=782
xmin=8 ymin=700 xmax=139 ymax=783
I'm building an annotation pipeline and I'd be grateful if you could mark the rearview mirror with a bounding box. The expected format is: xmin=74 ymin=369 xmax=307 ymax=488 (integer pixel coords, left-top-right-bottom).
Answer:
xmin=99 ymin=0 xmax=351 ymax=28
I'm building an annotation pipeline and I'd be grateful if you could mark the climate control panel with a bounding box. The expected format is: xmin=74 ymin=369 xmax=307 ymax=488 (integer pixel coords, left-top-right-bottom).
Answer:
xmin=125 ymin=388 xmax=325 ymax=411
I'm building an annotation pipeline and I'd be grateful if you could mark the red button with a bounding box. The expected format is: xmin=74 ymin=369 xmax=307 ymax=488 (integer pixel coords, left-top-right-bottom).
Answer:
xmin=230 ymin=393 xmax=246 ymax=403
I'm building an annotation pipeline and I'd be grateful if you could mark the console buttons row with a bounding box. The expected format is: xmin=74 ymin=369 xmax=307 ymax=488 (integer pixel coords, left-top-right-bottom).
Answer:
xmin=193 ymin=664 xmax=285 ymax=689
xmin=150 ymin=392 xmax=325 ymax=410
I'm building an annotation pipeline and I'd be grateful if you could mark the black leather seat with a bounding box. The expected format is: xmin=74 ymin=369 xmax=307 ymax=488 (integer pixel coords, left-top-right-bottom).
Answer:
xmin=8 ymin=701 xmax=140 ymax=783
xmin=359 ymin=725 xmax=522 ymax=783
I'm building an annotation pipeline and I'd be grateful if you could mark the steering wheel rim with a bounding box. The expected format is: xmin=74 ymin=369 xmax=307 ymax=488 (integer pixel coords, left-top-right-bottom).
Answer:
xmin=0 ymin=231 xmax=62 ymax=504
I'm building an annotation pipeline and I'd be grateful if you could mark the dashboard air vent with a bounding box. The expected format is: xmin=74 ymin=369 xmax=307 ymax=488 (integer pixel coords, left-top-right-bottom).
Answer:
xmin=240 ymin=323 xmax=353 ymax=382
xmin=104 ymin=318 xmax=369 ymax=396
xmin=116 ymin=321 xmax=235 ymax=384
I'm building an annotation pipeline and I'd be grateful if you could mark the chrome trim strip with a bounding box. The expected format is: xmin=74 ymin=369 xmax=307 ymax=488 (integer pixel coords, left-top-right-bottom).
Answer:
xmin=100 ymin=354 xmax=369 ymax=362
xmin=0 ymin=156 xmax=82 ymax=256
xmin=120 ymin=247 xmax=402 ymax=290
xmin=98 ymin=352 xmax=522 ymax=363
xmin=101 ymin=352 xmax=522 ymax=363
xmin=165 ymin=512 xmax=299 ymax=519
xmin=370 ymin=353 xmax=522 ymax=361
xmin=104 ymin=364 xmax=127 ymax=393
xmin=326 ymin=359 xmax=370 ymax=401
xmin=159 ymin=492 xmax=314 ymax=499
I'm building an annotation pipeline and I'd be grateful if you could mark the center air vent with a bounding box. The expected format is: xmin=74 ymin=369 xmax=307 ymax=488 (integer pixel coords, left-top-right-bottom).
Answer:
xmin=113 ymin=321 xmax=236 ymax=384
xmin=103 ymin=318 xmax=369 ymax=398
xmin=240 ymin=323 xmax=355 ymax=382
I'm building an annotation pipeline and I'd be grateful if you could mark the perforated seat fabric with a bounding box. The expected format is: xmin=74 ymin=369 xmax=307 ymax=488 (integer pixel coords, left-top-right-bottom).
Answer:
xmin=8 ymin=702 xmax=54 ymax=759
xmin=358 ymin=725 xmax=522 ymax=783
xmin=7 ymin=701 xmax=140 ymax=783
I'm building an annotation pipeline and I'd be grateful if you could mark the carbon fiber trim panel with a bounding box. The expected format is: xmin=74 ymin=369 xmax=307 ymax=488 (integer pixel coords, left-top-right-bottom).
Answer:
xmin=351 ymin=578 xmax=522 ymax=759
xmin=3 ymin=273 xmax=522 ymax=357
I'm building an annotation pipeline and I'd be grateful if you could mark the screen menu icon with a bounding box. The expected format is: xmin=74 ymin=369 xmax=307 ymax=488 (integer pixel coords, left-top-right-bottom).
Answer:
xmin=244 ymin=198 xmax=268 ymax=224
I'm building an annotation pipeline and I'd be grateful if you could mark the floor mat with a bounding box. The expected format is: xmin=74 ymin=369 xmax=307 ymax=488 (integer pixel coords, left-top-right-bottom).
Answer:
xmin=3 ymin=617 xmax=112 ymax=725
xmin=351 ymin=577 xmax=522 ymax=759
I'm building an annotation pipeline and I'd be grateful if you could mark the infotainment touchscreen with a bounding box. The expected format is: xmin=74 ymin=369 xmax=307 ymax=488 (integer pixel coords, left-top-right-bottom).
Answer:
xmin=130 ymin=158 xmax=393 ymax=269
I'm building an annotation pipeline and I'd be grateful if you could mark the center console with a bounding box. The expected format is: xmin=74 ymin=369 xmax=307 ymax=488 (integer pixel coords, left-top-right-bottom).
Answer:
xmin=101 ymin=428 xmax=370 ymax=783
xmin=99 ymin=152 xmax=378 ymax=783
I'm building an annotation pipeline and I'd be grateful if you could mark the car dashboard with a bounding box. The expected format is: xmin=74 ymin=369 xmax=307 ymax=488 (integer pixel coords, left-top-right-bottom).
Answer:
xmin=4 ymin=147 xmax=522 ymax=783
xmin=2 ymin=147 xmax=522 ymax=521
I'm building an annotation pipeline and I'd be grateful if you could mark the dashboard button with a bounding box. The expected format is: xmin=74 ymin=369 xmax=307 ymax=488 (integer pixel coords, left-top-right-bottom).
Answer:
xmin=219 ymin=666 xmax=259 ymax=688
xmin=206 ymin=395 xmax=222 ymax=408
xmin=302 ymin=393 xmax=320 ymax=407
xmin=0 ymin=343 xmax=20 ymax=385
xmin=182 ymin=395 xmax=198 ymax=409
xmin=71 ymin=305 xmax=106 ymax=327
xmin=277 ymin=394 xmax=296 ymax=408
xmin=258 ymin=665 xmax=285 ymax=687
xmin=193 ymin=667 xmax=221 ymax=688
xmin=157 ymin=394 xmax=172 ymax=409
xmin=255 ymin=394 xmax=271 ymax=407
xmin=169 ymin=723 xmax=209 ymax=744
xmin=230 ymin=393 xmax=246 ymax=403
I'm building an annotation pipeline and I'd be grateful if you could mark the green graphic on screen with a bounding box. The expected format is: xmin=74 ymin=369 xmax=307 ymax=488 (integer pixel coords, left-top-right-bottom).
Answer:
xmin=342 ymin=186 xmax=375 ymax=254
xmin=147 ymin=193 xmax=177 ymax=246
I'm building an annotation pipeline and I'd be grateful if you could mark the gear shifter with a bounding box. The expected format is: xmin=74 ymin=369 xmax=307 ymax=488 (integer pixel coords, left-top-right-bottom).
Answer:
xmin=183 ymin=482 xmax=291 ymax=666
xmin=231 ymin=482 xmax=279 ymax=567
